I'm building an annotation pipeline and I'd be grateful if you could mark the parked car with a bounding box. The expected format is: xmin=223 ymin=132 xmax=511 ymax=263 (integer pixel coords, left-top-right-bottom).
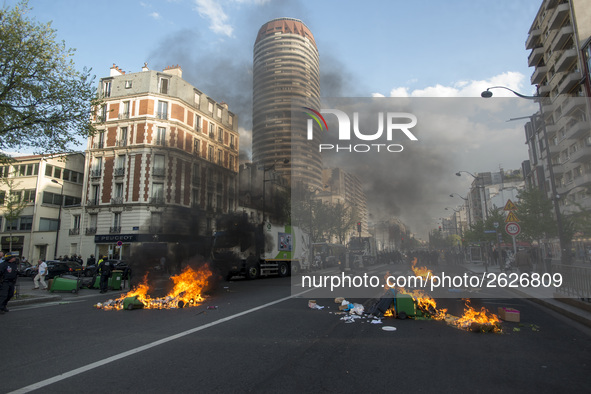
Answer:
xmin=17 ymin=261 xmax=32 ymax=276
xmin=24 ymin=265 xmax=38 ymax=277
xmin=84 ymin=259 xmax=130 ymax=280
xmin=45 ymin=260 xmax=84 ymax=279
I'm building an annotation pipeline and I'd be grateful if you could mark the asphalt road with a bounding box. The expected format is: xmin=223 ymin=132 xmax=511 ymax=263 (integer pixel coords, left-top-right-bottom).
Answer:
xmin=2 ymin=265 xmax=591 ymax=393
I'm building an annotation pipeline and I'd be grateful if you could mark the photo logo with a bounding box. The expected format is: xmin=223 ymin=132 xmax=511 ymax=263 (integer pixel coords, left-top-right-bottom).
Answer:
xmin=304 ymin=107 xmax=418 ymax=153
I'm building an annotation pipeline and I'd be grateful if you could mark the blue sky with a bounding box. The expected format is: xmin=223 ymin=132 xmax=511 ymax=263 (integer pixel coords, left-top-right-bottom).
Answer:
xmin=7 ymin=0 xmax=545 ymax=236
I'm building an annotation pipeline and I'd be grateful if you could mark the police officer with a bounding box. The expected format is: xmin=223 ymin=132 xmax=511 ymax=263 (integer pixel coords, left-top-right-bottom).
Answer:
xmin=0 ymin=252 xmax=19 ymax=314
xmin=98 ymin=256 xmax=112 ymax=293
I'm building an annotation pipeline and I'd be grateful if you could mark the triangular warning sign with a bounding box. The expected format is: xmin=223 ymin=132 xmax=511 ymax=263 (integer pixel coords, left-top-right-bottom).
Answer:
xmin=503 ymin=199 xmax=518 ymax=211
xmin=505 ymin=211 xmax=520 ymax=223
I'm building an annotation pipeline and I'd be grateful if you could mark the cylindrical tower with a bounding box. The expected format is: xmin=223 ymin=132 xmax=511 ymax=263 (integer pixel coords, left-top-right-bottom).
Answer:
xmin=252 ymin=17 xmax=322 ymax=190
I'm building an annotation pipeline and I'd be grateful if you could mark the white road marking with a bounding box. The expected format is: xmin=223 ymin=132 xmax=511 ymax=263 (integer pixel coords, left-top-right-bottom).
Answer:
xmin=8 ymin=288 xmax=314 ymax=394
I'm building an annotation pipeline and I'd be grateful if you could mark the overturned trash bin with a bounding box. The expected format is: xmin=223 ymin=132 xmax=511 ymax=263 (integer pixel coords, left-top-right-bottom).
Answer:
xmin=123 ymin=296 xmax=145 ymax=310
xmin=50 ymin=276 xmax=81 ymax=293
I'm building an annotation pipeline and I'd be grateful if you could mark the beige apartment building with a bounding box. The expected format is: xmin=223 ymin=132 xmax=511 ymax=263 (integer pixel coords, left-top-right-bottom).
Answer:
xmin=0 ymin=153 xmax=85 ymax=261
xmin=74 ymin=63 xmax=239 ymax=261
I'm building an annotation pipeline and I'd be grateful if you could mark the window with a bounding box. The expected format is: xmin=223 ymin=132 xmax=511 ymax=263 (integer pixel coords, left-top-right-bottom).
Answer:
xmin=229 ymin=155 xmax=235 ymax=171
xmin=125 ymin=80 xmax=132 ymax=89
xmin=53 ymin=167 xmax=62 ymax=179
xmin=230 ymin=134 xmax=235 ymax=149
xmin=6 ymin=218 xmax=18 ymax=231
xmin=229 ymin=115 xmax=233 ymax=126
xmin=45 ymin=164 xmax=53 ymax=177
xmin=209 ymin=123 xmax=215 ymax=138
xmin=42 ymin=191 xmax=63 ymax=206
xmin=159 ymin=78 xmax=169 ymax=94
xmin=208 ymin=101 xmax=214 ymax=113
xmin=216 ymin=107 xmax=222 ymax=118
xmin=64 ymin=195 xmax=81 ymax=206
xmin=217 ymin=150 xmax=222 ymax=165
xmin=90 ymin=185 xmax=100 ymax=205
xmin=115 ymin=155 xmax=126 ymax=175
xmin=113 ymin=212 xmax=121 ymax=228
xmin=119 ymin=127 xmax=128 ymax=146
xmin=22 ymin=189 xmax=36 ymax=203
xmin=150 ymin=212 xmax=162 ymax=231
xmin=156 ymin=127 xmax=166 ymax=146
xmin=208 ymin=146 xmax=214 ymax=161
xmin=0 ymin=190 xmax=5 ymax=205
xmin=39 ymin=218 xmax=58 ymax=231
xmin=18 ymin=216 xmax=33 ymax=231
xmin=194 ymin=93 xmax=200 ymax=106
xmin=92 ymin=157 xmax=102 ymax=177
xmin=218 ymin=127 xmax=224 ymax=142
xmin=193 ymin=139 xmax=201 ymax=156
xmin=102 ymin=80 xmax=111 ymax=97
xmin=115 ymin=183 xmax=123 ymax=198
xmin=98 ymin=104 xmax=107 ymax=122
xmin=157 ymin=101 xmax=168 ymax=120
xmin=192 ymin=188 xmax=200 ymax=207
xmin=151 ymin=183 xmax=164 ymax=204
xmin=73 ymin=215 xmax=81 ymax=230
xmin=96 ymin=131 xmax=105 ymax=149
xmin=195 ymin=114 xmax=201 ymax=131
xmin=0 ymin=166 xmax=10 ymax=178
xmin=153 ymin=154 xmax=165 ymax=176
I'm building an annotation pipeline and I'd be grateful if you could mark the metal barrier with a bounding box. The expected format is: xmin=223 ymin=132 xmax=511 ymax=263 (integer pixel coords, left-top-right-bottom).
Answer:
xmin=552 ymin=264 xmax=591 ymax=299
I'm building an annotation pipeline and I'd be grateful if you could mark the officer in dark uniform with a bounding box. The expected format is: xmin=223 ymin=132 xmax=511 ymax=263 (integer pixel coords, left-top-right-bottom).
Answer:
xmin=0 ymin=252 xmax=19 ymax=314
xmin=98 ymin=257 xmax=112 ymax=293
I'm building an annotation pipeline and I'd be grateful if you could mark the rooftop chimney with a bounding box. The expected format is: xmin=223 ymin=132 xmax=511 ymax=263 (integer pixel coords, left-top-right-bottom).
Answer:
xmin=162 ymin=64 xmax=182 ymax=78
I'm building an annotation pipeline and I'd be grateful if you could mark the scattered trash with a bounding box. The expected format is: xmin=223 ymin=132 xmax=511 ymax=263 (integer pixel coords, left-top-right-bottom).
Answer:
xmin=206 ymin=306 xmax=218 ymax=310
xmin=370 ymin=319 xmax=383 ymax=324
xmin=382 ymin=326 xmax=397 ymax=332
xmin=498 ymin=307 xmax=520 ymax=322
xmin=308 ymin=300 xmax=325 ymax=310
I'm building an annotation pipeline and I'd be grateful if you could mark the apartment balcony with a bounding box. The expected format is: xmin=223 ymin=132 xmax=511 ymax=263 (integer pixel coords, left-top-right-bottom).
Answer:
xmin=552 ymin=163 xmax=566 ymax=175
xmin=90 ymin=169 xmax=102 ymax=178
xmin=555 ymin=48 xmax=577 ymax=73
xmin=111 ymin=197 xmax=124 ymax=205
xmin=69 ymin=228 xmax=80 ymax=236
xmin=93 ymin=142 xmax=105 ymax=149
xmin=114 ymin=167 xmax=125 ymax=177
xmin=561 ymin=96 xmax=585 ymax=116
xmin=564 ymin=120 xmax=589 ymax=141
xmin=194 ymin=126 xmax=201 ymax=132
xmin=115 ymin=139 xmax=128 ymax=147
xmin=528 ymin=46 xmax=545 ymax=67
xmin=150 ymin=197 xmax=165 ymax=205
xmin=87 ymin=199 xmax=99 ymax=206
xmin=558 ymin=71 xmax=582 ymax=95
xmin=109 ymin=226 xmax=121 ymax=234
xmin=570 ymin=145 xmax=591 ymax=163
xmin=85 ymin=227 xmax=97 ymax=235
xmin=538 ymin=83 xmax=551 ymax=97
xmin=156 ymin=111 xmax=168 ymax=120
xmin=574 ymin=173 xmax=591 ymax=189
xmin=548 ymin=144 xmax=562 ymax=156
xmin=153 ymin=168 xmax=165 ymax=177
xmin=155 ymin=139 xmax=167 ymax=147
xmin=525 ymin=28 xmax=542 ymax=50
xmin=548 ymin=2 xmax=570 ymax=30
xmin=118 ymin=112 xmax=130 ymax=120
xmin=531 ymin=65 xmax=548 ymax=85
xmin=550 ymin=25 xmax=574 ymax=52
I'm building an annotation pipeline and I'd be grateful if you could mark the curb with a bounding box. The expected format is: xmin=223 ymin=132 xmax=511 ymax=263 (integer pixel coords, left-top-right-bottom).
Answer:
xmin=11 ymin=295 xmax=63 ymax=306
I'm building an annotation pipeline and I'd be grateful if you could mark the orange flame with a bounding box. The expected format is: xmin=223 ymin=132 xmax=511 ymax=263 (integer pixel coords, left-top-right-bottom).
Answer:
xmin=97 ymin=264 xmax=213 ymax=310
xmin=411 ymin=257 xmax=433 ymax=280
xmin=451 ymin=299 xmax=502 ymax=333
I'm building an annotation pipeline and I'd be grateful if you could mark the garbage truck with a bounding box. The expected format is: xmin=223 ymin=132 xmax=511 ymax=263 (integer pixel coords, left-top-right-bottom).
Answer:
xmin=212 ymin=214 xmax=309 ymax=280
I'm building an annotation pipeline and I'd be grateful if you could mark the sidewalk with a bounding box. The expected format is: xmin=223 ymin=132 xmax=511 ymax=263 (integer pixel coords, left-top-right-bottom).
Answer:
xmin=462 ymin=262 xmax=591 ymax=329
xmin=10 ymin=276 xmax=131 ymax=307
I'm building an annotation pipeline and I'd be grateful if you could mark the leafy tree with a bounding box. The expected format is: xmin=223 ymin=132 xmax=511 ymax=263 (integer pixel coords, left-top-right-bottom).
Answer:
xmin=515 ymin=186 xmax=556 ymax=242
xmin=0 ymin=1 xmax=100 ymax=163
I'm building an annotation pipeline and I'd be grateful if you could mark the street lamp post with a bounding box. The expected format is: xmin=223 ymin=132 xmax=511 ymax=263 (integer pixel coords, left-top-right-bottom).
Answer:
xmin=456 ymin=171 xmax=488 ymax=221
xmin=482 ymin=85 xmax=566 ymax=264
xmin=450 ymin=193 xmax=472 ymax=227
xmin=51 ymin=179 xmax=64 ymax=259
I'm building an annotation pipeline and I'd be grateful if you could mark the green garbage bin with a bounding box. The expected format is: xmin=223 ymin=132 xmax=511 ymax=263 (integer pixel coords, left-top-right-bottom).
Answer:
xmin=110 ymin=270 xmax=123 ymax=290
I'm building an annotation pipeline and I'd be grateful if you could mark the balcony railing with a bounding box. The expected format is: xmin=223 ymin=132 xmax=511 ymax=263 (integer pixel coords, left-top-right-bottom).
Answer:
xmin=111 ymin=197 xmax=123 ymax=205
xmin=90 ymin=169 xmax=101 ymax=178
xmin=114 ymin=167 xmax=125 ymax=177
xmin=116 ymin=139 xmax=128 ymax=147
xmin=69 ymin=228 xmax=80 ymax=236
xmin=87 ymin=199 xmax=99 ymax=206
xmin=155 ymin=139 xmax=167 ymax=147
xmin=150 ymin=197 xmax=164 ymax=205
xmin=85 ymin=227 xmax=97 ymax=235
xmin=93 ymin=142 xmax=105 ymax=149
xmin=118 ymin=112 xmax=130 ymax=120
xmin=109 ymin=226 xmax=121 ymax=234
xmin=153 ymin=168 xmax=165 ymax=177
xmin=156 ymin=111 xmax=168 ymax=120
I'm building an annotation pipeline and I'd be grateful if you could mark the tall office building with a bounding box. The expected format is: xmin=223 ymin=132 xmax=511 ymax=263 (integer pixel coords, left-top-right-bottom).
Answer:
xmin=524 ymin=0 xmax=591 ymax=215
xmin=252 ymin=17 xmax=322 ymax=190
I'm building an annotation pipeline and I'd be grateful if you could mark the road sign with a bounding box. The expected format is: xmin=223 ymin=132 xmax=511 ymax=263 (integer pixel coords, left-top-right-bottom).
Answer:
xmin=505 ymin=211 xmax=520 ymax=223
xmin=117 ymin=240 xmax=123 ymax=246
xmin=484 ymin=230 xmax=497 ymax=234
xmin=493 ymin=222 xmax=499 ymax=228
xmin=504 ymin=199 xmax=518 ymax=211
xmin=505 ymin=222 xmax=521 ymax=236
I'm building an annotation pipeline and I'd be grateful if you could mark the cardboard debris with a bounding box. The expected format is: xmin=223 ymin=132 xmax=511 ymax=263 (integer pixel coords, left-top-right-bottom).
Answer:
xmin=498 ymin=307 xmax=520 ymax=322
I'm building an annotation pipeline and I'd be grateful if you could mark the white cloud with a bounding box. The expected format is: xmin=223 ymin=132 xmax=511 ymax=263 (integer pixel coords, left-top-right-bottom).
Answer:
xmin=150 ymin=12 xmax=161 ymax=20
xmin=194 ymin=0 xmax=234 ymax=37
xmin=374 ymin=72 xmax=532 ymax=98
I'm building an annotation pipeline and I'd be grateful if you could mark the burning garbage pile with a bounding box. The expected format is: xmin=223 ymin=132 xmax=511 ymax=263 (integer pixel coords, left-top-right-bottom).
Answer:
xmin=96 ymin=264 xmax=213 ymax=310
xmin=337 ymin=258 xmax=504 ymax=333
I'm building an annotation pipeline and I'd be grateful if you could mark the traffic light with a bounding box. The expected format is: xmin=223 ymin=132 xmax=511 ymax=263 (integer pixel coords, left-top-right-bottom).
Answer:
xmin=438 ymin=226 xmax=442 ymax=232
xmin=357 ymin=222 xmax=362 ymax=232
